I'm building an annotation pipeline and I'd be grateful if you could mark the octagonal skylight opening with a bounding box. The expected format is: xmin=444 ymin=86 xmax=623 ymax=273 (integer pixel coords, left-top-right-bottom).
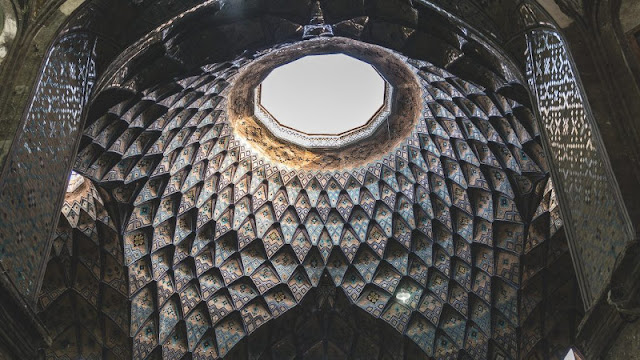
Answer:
xmin=255 ymin=53 xmax=392 ymax=148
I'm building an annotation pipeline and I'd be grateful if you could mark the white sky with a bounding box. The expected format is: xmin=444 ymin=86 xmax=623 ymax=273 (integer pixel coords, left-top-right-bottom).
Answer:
xmin=67 ymin=170 xmax=84 ymax=193
xmin=260 ymin=54 xmax=385 ymax=135
xmin=564 ymin=350 xmax=576 ymax=360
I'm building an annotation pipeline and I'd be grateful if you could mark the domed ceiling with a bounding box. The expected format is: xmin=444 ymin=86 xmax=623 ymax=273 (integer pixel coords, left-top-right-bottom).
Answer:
xmin=31 ymin=1 xmax=583 ymax=359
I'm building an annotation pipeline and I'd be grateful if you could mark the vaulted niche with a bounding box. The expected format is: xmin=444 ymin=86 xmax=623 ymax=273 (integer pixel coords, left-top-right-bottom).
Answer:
xmin=255 ymin=53 xmax=392 ymax=148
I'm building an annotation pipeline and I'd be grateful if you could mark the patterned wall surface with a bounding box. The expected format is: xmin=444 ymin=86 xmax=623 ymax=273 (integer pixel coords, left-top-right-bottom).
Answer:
xmin=74 ymin=39 xmax=565 ymax=358
xmin=526 ymin=29 xmax=633 ymax=307
xmin=0 ymin=33 xmax=96 ymax=299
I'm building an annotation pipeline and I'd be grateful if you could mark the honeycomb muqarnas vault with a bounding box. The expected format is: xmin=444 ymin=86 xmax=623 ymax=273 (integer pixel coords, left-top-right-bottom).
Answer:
xmin=7 ymin=0 xmax=640 ymax=359
xmin=47 ymin=9 xmax=584 ymax=359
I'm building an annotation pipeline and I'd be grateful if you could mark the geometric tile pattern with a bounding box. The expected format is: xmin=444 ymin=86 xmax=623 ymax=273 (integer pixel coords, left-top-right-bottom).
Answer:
xmin=38 ymin=174 xmax=130 ymax=359
xmin=0 ymin=33 xmax=96 ymax=299
xmin=527 ymin=29 xmax=632 ymax=307
xmin=74 ymin=44 xmax=562 ymax=359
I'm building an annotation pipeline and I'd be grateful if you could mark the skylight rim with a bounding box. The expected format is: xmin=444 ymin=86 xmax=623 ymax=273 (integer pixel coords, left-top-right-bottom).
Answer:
xmin=226 ymin=36 xmax=423 ymax=170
